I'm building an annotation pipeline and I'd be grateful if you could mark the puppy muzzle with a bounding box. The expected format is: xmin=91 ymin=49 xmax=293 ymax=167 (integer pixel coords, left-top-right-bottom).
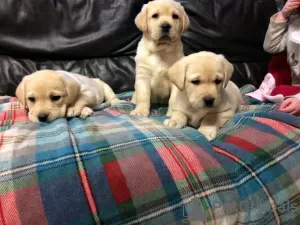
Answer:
xmin=161 ymin=23 xmax=171 ymax=33
xmin=203 ymin=97 xmax=215 ymax=108
xmin=159 ymin=23 xmax=172 ymax=41
xmin=38 ymin=114 xmax=49 ymax=122
xmin=192 ymin=97 xmax=218 ymax=109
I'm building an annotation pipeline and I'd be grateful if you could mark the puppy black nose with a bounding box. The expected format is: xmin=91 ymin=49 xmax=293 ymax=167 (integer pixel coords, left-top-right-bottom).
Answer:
xmin=161 ymin=23 xmax=171 ymax=32
xmin=38 ymin=114 xmax=48 ymax=122
xmin=203 ymin=97 xmax=215 ymax=107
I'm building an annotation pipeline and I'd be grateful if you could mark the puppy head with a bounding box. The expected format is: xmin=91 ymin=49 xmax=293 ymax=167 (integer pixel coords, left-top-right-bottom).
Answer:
xmin=135 ymin=0 xmax=190 ymax=43
xmin=168 ymin=51 xmax=234 ymax=109
xmin=16 ymin=70 xmax=80 ymax=123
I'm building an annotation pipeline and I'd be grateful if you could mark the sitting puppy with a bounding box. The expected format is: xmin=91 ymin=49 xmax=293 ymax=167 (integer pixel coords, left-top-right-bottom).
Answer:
xmin=130 ymin=0 xmax=190 ymax=117
xmin=164 ymin=51 xmax=242 ymax=141
xmin=16 ymin=70 xmax=122 ymax=122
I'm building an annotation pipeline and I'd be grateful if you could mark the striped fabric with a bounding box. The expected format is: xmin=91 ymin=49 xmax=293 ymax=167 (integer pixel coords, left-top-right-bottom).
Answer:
xmin=0 ymin=86 xmax=299 ymax=225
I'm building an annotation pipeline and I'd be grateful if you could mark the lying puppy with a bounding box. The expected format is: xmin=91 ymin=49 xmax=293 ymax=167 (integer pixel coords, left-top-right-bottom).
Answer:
xmin=164 ymin=51 xmax=242 ymax=141
xmin=16 ymin=70 xmax=122 ymax=122
xmin=130 ymin=0 xmax=190 ymax=117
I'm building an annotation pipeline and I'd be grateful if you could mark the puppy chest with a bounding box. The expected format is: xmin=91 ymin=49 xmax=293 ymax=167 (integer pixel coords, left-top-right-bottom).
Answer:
xmin=150 ymin=76 xmax=171 ymax=103
xmin=147 ymin=53 xmax=179 ymax=72
xmin=186 ymin=110 xmax=208 ymax=128
xmin=187 ymin=116 xmax=201 ymax=128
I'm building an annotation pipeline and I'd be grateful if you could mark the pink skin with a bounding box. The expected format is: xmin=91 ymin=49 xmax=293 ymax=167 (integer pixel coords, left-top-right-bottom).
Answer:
xmin=275 ymin=0 xmax=300 ymax=116
xmin=278 ymin=98 xmax=300 ymax=116
xmin=275 ymin=0 xmax=300 ymax=22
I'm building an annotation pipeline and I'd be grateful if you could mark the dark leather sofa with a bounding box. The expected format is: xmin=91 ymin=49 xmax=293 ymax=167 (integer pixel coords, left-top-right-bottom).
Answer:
xmin=0 ymin=0 xmax=283 ymax=96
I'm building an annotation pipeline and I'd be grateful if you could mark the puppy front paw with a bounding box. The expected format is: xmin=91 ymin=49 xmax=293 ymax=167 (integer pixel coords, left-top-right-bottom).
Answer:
xmin=198 ymin=126 xmax=218 ymax=141
xmin=110 ymin=98 xmax=126 ymax=105
xmin=164 ymin=119 xmax=185 ymax=129
xmin=80 ymin=107 xmax=93 ymax=119
xmin=67 ymin=107 xmax=76 ymax=117
xmin=130 ymin=107 xmax=150 ymax=117
xmin=67 ymin=106 xmax=83 ymax=117
xmin=166 ymin=108 xmax=172 ymax=117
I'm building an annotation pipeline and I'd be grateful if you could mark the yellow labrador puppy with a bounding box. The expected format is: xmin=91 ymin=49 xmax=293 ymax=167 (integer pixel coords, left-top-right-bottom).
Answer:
xmin=16 ymin=70 xmax=122 ymax=122
xmin=130 ymin=0 xmax=190 ymax=117
xmin=164 ymin=51 xmax=242 ymax=141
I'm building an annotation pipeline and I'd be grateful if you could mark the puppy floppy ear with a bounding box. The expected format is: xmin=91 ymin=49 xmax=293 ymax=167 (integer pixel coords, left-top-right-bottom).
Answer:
xmin=217 ymin=54 xmax=234 ymax=88
xmin=135 ymin=4 xmax=148 ymax=33
xmin=16 ymin=77 xmax=27 ymax=107
xmin=61 ymin=76 xmax=81 ymax=106
xmin=167 ymin=58 xmax=187 ymax=91
xmin=178 ymin=4 xmax=190 ymax=33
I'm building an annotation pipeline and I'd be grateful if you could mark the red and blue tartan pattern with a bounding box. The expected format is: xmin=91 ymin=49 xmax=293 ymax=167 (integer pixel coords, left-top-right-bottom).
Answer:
xmin=0 ymin=86 xmax=300 ymax=225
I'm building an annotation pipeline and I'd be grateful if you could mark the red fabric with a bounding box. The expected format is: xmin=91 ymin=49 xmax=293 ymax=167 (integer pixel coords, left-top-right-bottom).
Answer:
xmin=104 ymin=160 xmax=132 ymax=204
xmin=270 ymin=85 xmax=300 ymax=97
xmin=268 ymin=54 xmax=292 ymax=86
xmin=225 ymin=136 xmax=260 ymax=152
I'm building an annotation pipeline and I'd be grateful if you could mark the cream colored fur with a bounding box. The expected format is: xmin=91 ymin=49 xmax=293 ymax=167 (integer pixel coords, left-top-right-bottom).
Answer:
xmin=16 ymin=70 xmax=122 ymax=122
xmin=164 ymin=51 xmax=242 ymax=141
xmin=130 ymin=0 xmax=190 ymax=117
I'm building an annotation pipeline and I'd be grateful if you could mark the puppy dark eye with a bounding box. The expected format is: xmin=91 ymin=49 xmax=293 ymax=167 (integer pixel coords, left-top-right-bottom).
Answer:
xmin=152 ymin=13 xmax=159 ymax=18
xmin=191 ymin=80 xmax=200 ymax=85
xmin=215 ymin=79 xmax=222 ymax=85
xmin=28 ymin=97 xmax=35 ymax=103
xmin=51 ymin=95 xmax=61 ymax=101
xmin=172 ymin=14 xmax=179 ymax=19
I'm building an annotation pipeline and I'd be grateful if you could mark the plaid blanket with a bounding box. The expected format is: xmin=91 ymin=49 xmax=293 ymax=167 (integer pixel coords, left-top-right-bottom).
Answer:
xmin=0 ymin=85 xmax=299 ymax=225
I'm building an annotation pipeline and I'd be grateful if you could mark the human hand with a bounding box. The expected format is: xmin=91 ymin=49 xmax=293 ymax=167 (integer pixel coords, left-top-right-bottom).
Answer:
xmin=276 ymin=0 xmax=300 ymax=21
xmin=278 ymin=98 xmax=300 ymax=116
